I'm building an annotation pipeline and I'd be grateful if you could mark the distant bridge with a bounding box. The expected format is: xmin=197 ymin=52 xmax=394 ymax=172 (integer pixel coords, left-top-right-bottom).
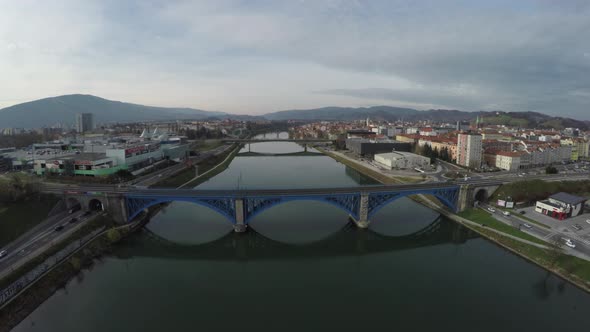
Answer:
xmin=44 ymin=180 xmax=501 ymax=232
xmin=222 ymin=138 xmax=333 ymax=143
xmin=236 ymin=151 xmax=324 ymax=157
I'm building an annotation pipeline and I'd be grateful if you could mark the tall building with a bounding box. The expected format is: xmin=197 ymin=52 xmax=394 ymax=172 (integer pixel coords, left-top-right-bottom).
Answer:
xmin=457 ymin=132 xmax=482 ymax=168
xmin=76 ymin=113 xmax=95 ymax=133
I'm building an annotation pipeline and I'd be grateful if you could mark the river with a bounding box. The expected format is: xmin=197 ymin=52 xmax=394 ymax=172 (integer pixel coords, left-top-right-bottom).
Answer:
xmin=11 ymin=133 xmax=590 ymax=331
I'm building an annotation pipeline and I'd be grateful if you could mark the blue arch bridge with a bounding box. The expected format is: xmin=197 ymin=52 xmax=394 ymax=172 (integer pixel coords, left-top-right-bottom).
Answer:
xmin=54 ymin=181 xmax=501 ymax=232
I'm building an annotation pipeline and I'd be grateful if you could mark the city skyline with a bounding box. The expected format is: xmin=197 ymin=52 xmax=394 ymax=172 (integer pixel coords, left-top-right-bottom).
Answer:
xmin=1 ymin=1 xmax=590 ymax=119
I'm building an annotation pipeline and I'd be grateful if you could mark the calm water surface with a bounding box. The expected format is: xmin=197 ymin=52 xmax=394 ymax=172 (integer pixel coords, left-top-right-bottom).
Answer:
xmin=12 ymin=134 xmax=590 ymax=332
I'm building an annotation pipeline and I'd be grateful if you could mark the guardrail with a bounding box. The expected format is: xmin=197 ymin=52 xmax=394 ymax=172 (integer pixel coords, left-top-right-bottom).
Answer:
xmin=0 ymin=227 xmax=105 ymax=308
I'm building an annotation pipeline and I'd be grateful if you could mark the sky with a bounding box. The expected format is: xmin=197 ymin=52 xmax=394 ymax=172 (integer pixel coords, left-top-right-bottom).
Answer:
xmin=1 ymin=0 xmax=590 ymax=119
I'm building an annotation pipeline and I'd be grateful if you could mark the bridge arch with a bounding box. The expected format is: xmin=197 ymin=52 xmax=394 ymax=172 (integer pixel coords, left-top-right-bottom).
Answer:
xmin=367 ymin=189 xmax=459 ymax=220
xmin=126 ymin=196 xmax=237 ymax=225
xmin=244 ymin=194 xmax=360 ymax=224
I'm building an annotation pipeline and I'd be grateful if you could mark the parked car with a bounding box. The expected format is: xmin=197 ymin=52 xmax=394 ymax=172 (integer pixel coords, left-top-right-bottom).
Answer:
xmin=565 ymin=239 xmax=576 ymax=248
xmin=0 ymin=250 xmax=7 ymax=259
xmin=54 ymin=224 xmax=64 ymax=232
xmin=69 ymin=217 xmax=78 ymax=224
xmin=522 ymin=223 xmax=532 ymax=229
xmin=519 ymin=211 xmax=526 ymax=215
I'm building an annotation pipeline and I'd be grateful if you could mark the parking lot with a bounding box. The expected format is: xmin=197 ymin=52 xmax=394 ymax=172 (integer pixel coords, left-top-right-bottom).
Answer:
xmin=518 ymin=206 xmax=590 ymax=236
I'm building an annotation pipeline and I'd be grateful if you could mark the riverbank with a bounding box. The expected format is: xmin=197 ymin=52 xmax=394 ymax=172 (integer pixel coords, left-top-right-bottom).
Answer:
xmin=317 ymin=146 xmax=590 ymax=293
xmin=151 ymin=144 xmax=239 ymax=188
xmin=314 ymin=147 xmax=423 ymax=184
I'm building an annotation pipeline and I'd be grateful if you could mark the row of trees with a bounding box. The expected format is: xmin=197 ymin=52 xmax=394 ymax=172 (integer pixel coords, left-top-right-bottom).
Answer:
xmin=414 ymin=144 xmax=454 ymax=164
xmin=181 ymin=127 xmax=224 ymax=140
xmin=0 ymin=174 xmax=39 ymax=203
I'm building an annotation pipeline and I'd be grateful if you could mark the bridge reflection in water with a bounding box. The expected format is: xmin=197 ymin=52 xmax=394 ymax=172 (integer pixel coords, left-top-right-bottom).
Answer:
xmin=115 ymin=216 xmax=478 ymax=261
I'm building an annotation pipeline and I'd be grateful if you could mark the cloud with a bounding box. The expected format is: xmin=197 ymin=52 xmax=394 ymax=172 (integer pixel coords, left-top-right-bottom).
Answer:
xmin=0 ymin=0 xmax=589 ymax=119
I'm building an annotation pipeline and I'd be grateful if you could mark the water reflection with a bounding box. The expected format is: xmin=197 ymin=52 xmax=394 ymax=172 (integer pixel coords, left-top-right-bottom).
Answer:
xmin=122 ymin=216 xmax=475 ymax=261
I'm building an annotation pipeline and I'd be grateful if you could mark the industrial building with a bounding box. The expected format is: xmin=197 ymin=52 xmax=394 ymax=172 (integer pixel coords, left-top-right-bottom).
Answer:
xmin=535 ymin=192 xmax=587 ymax=220
xmin=34 ymin=153 xmax=123 ymax=177
xmin=106 ymin=142 xmax=164 ymax=171
xmin=374 ymin=151 xmax=430 ymax=170
xmin=345 ymin=138 xmax=412 ymax=157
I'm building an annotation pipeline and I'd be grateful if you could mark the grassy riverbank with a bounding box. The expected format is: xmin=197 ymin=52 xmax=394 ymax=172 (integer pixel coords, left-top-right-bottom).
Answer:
xmin=472 ymin=225 xmax=590 ymax=291
xmin=179 ymin=145 xmax=241 ymax=188
xmin=0 ymin=194 xmax=59 ymax=247
xmin=152 ymin=145 xmax=239 ymax=188
xmin=458 ymin=208 xmax=547 ymax=245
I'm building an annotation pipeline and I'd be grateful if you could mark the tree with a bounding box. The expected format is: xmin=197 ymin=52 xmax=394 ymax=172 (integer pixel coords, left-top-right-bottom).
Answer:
xmin=545 ymin=166 xmax=558 ymax=174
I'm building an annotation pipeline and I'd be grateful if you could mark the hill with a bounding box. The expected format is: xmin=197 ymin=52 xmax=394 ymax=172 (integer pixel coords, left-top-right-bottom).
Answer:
xmin=0 ymin=94 xmax=226 ymax=128
xmin=263 ymin=106 xmax=590 ymax=130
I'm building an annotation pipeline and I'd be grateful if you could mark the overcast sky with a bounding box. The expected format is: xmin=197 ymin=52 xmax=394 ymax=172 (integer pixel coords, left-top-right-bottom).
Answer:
xmin=1 ymin=0 xmax=589 ymax=118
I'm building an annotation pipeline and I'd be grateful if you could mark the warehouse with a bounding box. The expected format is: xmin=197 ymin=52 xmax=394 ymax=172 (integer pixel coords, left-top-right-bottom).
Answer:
xmin=374 ymin=151 xmax=430 ymax=170
xmin=345 ymin=138 xmax=412 ymax=157
xmin=33 ymin=153 xmax=123 ymax=177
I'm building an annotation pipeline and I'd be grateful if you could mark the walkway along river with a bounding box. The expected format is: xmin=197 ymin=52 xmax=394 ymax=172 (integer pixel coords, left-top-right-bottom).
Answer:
xmin=10 ymin=134 xmax=590 ymax=332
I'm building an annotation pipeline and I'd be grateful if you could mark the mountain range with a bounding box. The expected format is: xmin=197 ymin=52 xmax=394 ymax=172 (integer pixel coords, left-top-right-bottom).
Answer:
xmin=0 ymin=94 xmax=587 ymax=130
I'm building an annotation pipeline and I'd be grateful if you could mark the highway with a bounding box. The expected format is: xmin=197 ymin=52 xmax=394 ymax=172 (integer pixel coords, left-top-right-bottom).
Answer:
xmin=0 ymin=210 xmax=98 ymax=279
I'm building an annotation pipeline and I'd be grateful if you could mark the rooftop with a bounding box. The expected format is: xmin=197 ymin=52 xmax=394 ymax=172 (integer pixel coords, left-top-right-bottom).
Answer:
xmin=549 ymin=192 xmax=587 ymax=205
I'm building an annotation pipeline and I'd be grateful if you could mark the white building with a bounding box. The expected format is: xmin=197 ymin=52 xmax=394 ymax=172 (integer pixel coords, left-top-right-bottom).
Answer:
xmin=457 ymin=133 xmax=482 ymax=169
xmin=495 ymin=151 xmax=521 ymax=171
xmin=374 ymin=151 xmax=430 ymax=170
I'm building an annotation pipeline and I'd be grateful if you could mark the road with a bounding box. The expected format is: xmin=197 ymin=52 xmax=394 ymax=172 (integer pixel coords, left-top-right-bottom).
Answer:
xmin=0 ymin=210 xmax=99 ymax=279
xmin=479 ymin=203 xmax=590 ymax=259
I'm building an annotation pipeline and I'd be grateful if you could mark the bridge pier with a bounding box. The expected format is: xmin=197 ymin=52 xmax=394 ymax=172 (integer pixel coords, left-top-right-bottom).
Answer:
xmin=351 ymin=192 xmax=370 ymax=228
xmin=234 ymin=199 xmax=247 ymax=233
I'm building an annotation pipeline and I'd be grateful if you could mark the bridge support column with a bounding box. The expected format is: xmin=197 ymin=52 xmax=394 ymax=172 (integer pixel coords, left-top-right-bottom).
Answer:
xmin=352 ymin=192 xmax=370 ymax=228
xmin=304 ymin=144 xmax=308 ymax=152
xmin=234 ymin=199 xmax=247 ymax=233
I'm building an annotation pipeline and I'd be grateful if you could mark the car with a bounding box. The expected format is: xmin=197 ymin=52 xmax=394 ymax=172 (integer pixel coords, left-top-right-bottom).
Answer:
xmin=502 ymin=211 xmax=510 ymax=216
xmin=522 ymin=223 xmax=532 ymax=229
xmin=69 ymin=217 xmax=78 ymax=224
xmin=565 ymin=239 xmax=576 ymax=248
xmin=519 ymin=211 xmax=526 ymax=215
xmin=586 ymin=219 xmax=590 ymax=225
xmin=573 ymin=224 xmax=582 ymax=231
xmin=0 ymin=250 xmax=7 ymax=259
xmin=83 ymin=211 xmax=92 ymax=217
xmin=487 ymin=207 xmax=496 ymax=213
xmin=54 ymin=225 xmax=64 ymax=232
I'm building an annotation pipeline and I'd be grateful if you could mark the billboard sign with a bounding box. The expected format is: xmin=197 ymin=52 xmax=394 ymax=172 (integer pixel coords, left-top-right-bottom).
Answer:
xmin=497 ymin=199 xmax=506 ymax=207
